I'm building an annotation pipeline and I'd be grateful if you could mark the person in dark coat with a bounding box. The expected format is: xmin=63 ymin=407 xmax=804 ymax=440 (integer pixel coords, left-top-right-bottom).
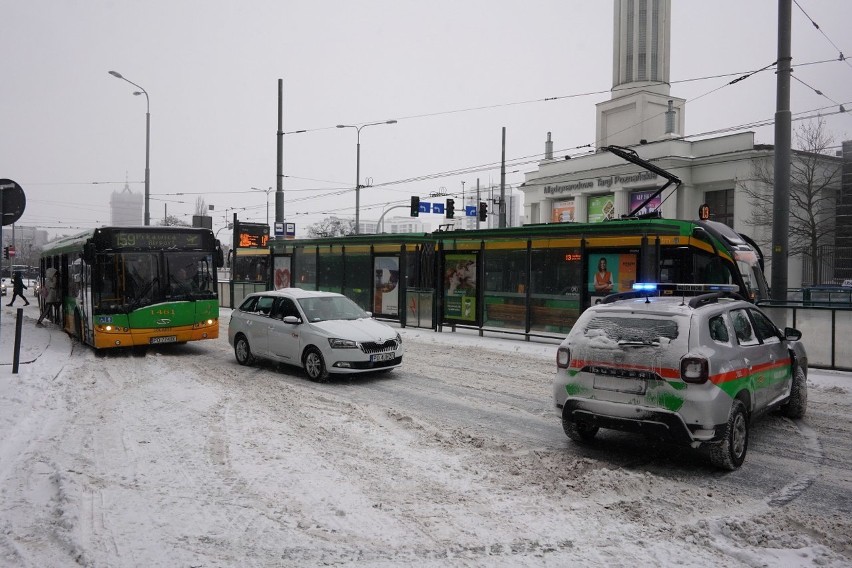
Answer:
xmin=7 ymin=271 xmax=30 ymax=307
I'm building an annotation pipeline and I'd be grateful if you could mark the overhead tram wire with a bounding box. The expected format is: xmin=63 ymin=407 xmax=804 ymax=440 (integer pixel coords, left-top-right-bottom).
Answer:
xmin=260 ymin=56 xmax=850 ymax=222
xmin=794 ymin=0 xmax=852 ymax=73
xmin=280 ymin=58 xmax=840 ymax=137
xmin=281 ymin=100 xmax=851 ymax=220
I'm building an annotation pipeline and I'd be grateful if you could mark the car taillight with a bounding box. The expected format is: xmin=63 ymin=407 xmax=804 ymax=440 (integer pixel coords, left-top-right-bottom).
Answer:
xmin=680 ymin=356 xmax=709 ymax=384
xmin=556 ymin=347 xmax=571 ymax=369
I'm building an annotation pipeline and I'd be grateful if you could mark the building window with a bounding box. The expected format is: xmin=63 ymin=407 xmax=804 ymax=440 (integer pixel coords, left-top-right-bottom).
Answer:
xmin=704 ymin=189 xmax=734 ymax=228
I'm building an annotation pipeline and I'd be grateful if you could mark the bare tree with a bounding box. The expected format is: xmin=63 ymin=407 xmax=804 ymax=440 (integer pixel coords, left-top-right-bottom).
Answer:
xmin=740 ymin=118 xmax=842 ymax=284
xmin=157 ymin=215 xmax=191 ymax=227
xmin=194 ymin=197 xmax=208 ymax=216
xmin=306 ymin=217 xmax=355 ymax=238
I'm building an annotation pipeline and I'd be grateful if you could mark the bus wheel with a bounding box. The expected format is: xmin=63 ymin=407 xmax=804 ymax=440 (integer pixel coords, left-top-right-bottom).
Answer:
xmin=74 ymin=310 xmax=83 ymax=343
xmin=234 ymin=334 xmax=254 ymax=366
xmin=303 ymin=347 xmax=329 ymax=382
xmin=709 ymin=399 xmax=749 ymax=470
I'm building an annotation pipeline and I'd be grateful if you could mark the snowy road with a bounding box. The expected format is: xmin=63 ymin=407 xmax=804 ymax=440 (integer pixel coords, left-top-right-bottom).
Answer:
xmin=1 ymin=306 xmax=851 ymax=567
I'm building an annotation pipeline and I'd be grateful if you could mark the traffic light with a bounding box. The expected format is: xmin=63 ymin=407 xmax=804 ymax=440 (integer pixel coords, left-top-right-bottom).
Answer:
xmin=446 ymin=198 xmax=455 ymax=219
xmin=410 ymin=196 xmax=420 ymax=217
xmin=2 ymin=246 xmax=8 ymax=260
xmin=478 ymin=201 xmax=488 ymax=221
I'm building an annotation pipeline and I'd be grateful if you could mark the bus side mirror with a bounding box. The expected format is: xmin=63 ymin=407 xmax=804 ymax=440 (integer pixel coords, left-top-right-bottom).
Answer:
xmin=215 ymin=241 xmax=225 ymax=268
xmin=83 ymin=243 xmax=95 ymax=263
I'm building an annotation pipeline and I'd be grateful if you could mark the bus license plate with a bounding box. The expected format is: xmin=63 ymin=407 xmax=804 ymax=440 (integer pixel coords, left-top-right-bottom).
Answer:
xmin=370 ymin=352 xmax=395 ymax=362
xmin=150 ymin=335 xmax=177 ymax=345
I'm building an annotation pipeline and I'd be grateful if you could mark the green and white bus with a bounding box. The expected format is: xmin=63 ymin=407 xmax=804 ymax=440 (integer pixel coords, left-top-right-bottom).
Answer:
xmin=40 ymin=226 xmax=223 ymax=350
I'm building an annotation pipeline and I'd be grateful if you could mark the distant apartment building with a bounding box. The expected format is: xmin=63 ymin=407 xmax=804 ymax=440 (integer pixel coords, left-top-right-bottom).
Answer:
xmin=110 ymin=183 xmax=144 ymax=226
xmin=1 ymin=225 xmax=50 ymax=268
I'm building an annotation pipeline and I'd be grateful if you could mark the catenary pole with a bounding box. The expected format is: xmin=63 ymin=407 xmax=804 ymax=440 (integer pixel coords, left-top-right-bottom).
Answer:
xmin=771 ymin=0 xmax=792 ymax=302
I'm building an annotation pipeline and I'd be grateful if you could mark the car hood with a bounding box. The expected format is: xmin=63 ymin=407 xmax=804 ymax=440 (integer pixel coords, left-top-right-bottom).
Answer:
xmin=310 ymin=318 xmax=397 ymax=342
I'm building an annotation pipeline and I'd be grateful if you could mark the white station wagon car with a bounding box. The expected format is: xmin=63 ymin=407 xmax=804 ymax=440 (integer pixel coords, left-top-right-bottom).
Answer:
xmin=228 ymin=288 xmax=403 ymax=381
xmin=554 ymin=285 xmax=808 ymax=470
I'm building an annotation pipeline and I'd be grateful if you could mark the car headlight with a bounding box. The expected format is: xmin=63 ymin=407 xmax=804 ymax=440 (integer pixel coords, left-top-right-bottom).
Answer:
xmin=328 ymin=338 xmax=358 ymax=349
xmin=396 ymin=332 xmax=402 ymax=344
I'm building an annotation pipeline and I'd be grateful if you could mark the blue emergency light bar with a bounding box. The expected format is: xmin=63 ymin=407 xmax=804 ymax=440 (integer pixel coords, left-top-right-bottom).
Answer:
xmin=632 ymin=282 xmax=740 ymax=293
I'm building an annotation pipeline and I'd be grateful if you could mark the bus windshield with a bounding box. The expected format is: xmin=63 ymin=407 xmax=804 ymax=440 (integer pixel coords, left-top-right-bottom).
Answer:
xmin=95 ymin=250 xmax=216 ymax=311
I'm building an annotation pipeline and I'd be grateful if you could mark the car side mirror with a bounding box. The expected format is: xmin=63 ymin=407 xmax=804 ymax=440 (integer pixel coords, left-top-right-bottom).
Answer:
xmin=784 ymin=327 xmax=802 ymax=341
xmin=364 ymin=311 xmax=373 ymax=318
xmin=283 ymin=315 xmax=301 ymax=325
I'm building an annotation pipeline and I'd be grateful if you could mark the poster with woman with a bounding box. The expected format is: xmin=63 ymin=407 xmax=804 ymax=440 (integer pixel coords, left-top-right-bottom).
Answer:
xmin=588 ymin=253 xmax=637 ymax=304
xmin=443 ymin=253 xmax=477 ymax=322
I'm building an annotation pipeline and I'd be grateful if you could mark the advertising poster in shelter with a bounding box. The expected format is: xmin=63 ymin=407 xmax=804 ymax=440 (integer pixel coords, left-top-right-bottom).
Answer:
xmin=373 ymin=256 xmax=400 ymax=316
xmin=588 ymin=253 xmax=637 ymax=305
xmin=587 ymin=194 xmax=616 ymax=222
xmin=444 ymin=252 xmax=477 ymax=322
xmin=551 ymin=199 xmax=575 ymax=223
xmin=629 ymin=189 xmax=662 ymax=216
xmin=273 ymin=256 xmax=291 ymax=290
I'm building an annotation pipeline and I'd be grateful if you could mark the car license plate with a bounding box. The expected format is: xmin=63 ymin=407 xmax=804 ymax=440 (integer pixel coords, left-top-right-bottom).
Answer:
xmin=370 ymin=352 xmax=395 ymax=362
xmin=150 ymin=335 xmax=177 ymax=345
xmin=594 ymin=374 xmax=646 ymax=394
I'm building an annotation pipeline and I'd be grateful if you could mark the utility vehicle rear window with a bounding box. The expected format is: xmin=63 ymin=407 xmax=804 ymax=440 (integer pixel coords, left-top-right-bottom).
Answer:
xmin=583 ymin=316 xmax=680 ymax=345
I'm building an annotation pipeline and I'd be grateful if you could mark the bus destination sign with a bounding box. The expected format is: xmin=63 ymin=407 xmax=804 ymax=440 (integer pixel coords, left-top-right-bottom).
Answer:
xmin=110 ymin=231 xmax=203 ymax=249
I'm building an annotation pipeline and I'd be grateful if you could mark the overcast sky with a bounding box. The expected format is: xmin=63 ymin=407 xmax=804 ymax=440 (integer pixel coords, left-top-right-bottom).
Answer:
xmin=2 ymin=1 xmax=851 ymax=240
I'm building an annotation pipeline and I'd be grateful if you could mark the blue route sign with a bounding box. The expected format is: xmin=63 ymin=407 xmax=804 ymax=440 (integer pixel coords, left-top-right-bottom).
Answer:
xmin=465 ymin=205 xmax=477 ymax=217
xmin=431 ymin=202 xmax=445 ymax=214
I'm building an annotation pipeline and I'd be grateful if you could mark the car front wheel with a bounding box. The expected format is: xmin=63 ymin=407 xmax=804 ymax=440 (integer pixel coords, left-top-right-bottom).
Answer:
xmin=303 ymin=347 xmax=329 ymax=382
xmin=709 ymin=399 xmax=749 ymax=470
xmin=234 ymin=335 xmax=254 ymax=366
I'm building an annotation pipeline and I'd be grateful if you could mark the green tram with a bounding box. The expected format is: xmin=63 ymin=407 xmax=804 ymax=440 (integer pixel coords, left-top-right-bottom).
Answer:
xmin=40 ymin=226 xmax=223 ymax=349
xmin=269 ymin=218 xmax=769 ymax=338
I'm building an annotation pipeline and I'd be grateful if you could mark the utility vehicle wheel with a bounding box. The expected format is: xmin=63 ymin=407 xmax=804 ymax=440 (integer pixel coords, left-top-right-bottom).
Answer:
xmin=563 ymin=418 xmax=599 ymax=442
xmin=781 ymin=366 xmax=807 ymax=419
xmin=709 ymin=399 xmax=749 ymax=470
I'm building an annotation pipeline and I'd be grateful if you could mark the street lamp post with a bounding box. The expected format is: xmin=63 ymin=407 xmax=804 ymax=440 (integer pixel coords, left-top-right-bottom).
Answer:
xmin=252 ymin=187 xmax=273 ymax=228
xmin=336 ymin=120 xmax=397 ymax=235
xmin=109 ymin=70 xmax=150 ymax=226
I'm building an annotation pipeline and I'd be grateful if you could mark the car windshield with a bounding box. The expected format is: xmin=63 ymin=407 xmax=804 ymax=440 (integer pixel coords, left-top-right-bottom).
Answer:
xmin=583 ymin=315 xmax=681 ymax=346
xmin=298 ymin=296 xmax=368 ymax=322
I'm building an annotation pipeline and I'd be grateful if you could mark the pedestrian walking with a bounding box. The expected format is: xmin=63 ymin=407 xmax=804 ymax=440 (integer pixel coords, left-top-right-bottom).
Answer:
xmin=37 ymin=267 xmax=60 ymax=326
xmin=6 ymin=271 xmax=30 ymax=307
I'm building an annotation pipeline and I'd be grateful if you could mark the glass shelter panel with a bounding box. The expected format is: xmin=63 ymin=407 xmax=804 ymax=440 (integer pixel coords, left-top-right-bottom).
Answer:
xmin=294 ymin=247 xmax=317 ymax=290
xmin=318 ymin=251 xmax=344 ymax=293
xmin=345 ymin=253 xmax=371 ymax=310
xmin=483 ymin=248 xmax=528 ymax=329
xmin=529 ymin=247 xmax=582 ymax=333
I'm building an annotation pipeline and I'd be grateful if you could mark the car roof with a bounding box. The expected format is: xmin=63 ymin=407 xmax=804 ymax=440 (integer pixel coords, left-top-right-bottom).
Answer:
xmin=248 ymin=288 xmax=344 ymax=300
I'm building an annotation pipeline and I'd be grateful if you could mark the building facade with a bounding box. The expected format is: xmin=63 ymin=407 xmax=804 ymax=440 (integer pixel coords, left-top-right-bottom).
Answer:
xmin=518 ymin=0 xmax=844 ymax=289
